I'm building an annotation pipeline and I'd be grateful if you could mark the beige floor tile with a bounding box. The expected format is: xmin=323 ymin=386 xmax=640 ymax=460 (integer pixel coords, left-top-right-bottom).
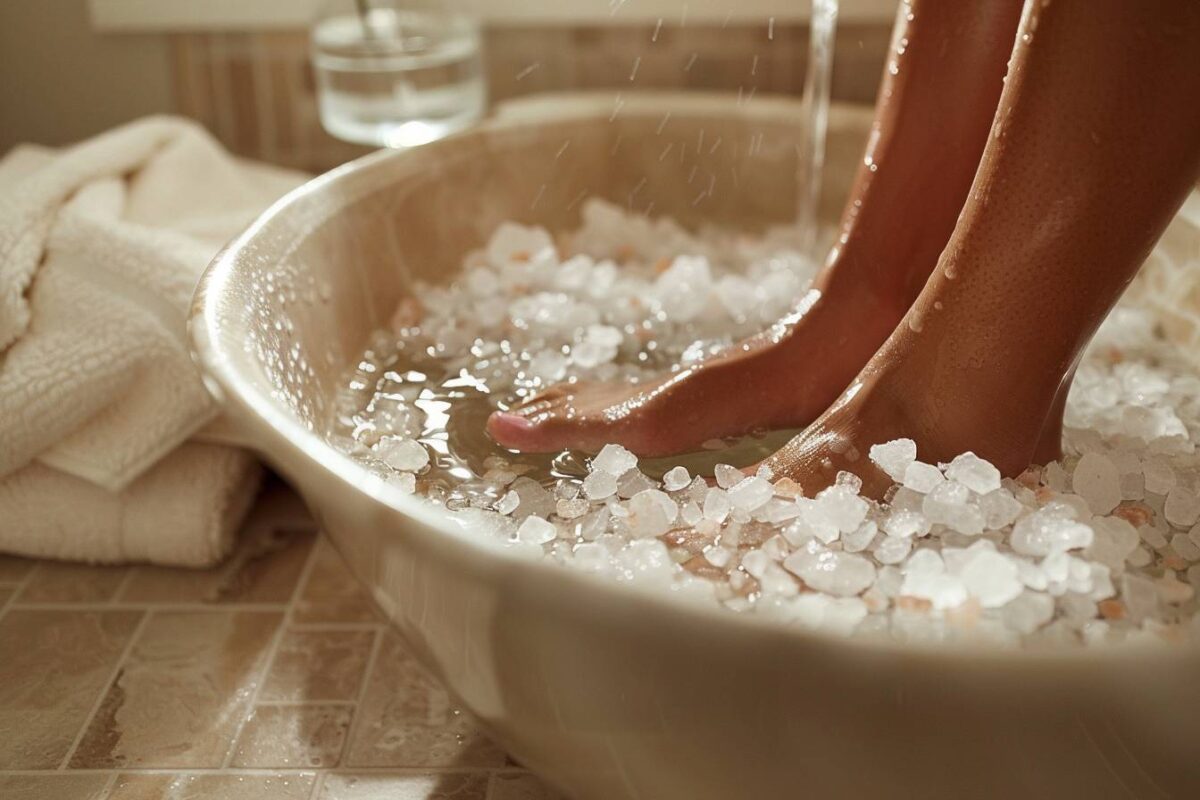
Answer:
xmin=107 ymin=772 xmax=315 ymax=800
xmin=0 ymin=554 xmax=36 ymax=583
xmin=17 ymin=562 xmax=128 ymax=603
xmin=231 ymin=704 xmax=353 ymax=768
xmin=261 ymin=628 xmax=377 ymax=702
xmin=319 ymin=773 xmax=489 ymax=800
xmin=488 ymin=773 xmax=567 ymax=800
xmin=70 ymin=610 xmax=282 ymax=768
xmin=0 ymin=609 xmax=142 ymax=769
xmin=119 ymin=527 xmax=315 ymax=605
xmin=344 ymin=633 xmax=506 ymax=768
xmin=0 ymin=773 xmax=112 ymax=800
xmin=292 ymin=540 xmax=381 ymax=624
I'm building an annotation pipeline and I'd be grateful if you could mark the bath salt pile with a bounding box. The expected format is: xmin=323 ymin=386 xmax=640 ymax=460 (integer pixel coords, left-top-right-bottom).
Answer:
xmin=334 ymin=199 xmax=1200 ymax=648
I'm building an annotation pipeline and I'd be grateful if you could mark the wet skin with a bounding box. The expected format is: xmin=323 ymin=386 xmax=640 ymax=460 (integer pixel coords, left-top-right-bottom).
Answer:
xmin=493 ymin=0 xmax=1200 ymax=500
xmin=765 ymin=0 xmax=1200 ymax=496
xmin=488 ymin=0 xmax=1026 ymax=457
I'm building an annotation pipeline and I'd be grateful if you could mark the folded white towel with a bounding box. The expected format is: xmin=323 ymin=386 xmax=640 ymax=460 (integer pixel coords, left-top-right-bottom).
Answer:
xmin=0 ymin=117 xmax=307 ymax=566
xmin=0 ymin=444 xmax=262 ymax=567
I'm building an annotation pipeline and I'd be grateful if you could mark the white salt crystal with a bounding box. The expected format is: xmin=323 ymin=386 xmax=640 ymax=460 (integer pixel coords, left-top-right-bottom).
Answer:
xmin=874 ymin=535 xmax=912 ymax=565
xmin=945 ymin=452 xmax=1002 ymax=495
xmin=663 ymin=466 xmax=692 ymax=492
xmin=727 ymin=476 xmax=774 ymax=512
xmin=1001 ymin=591 xmax=1055 ymax=635
xmin=705 ymin=546 xmax=733 ymax=568
xmin=1085 ymin=516 xmax=1140 ymax=567
xmin=517 ymin=516 xmax=557 ymax=545
xmin=627 ymin=489 xmax=677 ymax=538
xmin=960 ymin=552 xmax=1023 ymax=608
xmin=1071 ymin=452 xmax=1122 ymax=514
xmin=714 ymin=463 xmax=743 ymax=489
xmin=875 ymin=565 xmax=905 ymax=597
xmin=617 ymin=468 xmax=656 ymax=499
xmin=978 ymin=490 xmax=1023 ymax=529
xmin=905 ymin=548 xmax=945 ymax=576
xmin=582 ymin=470 xmax=618 ymax=500
xmin=571 ymin=340 xmax=617 ymax=368
xmin=741 ymin=549 xmax=771 ymax=579
xmin=1164 ymin=486 xmax=1200 ymax=528
xmin=1142 ymin=457 xmax=1176 ymax=495
xmin=922 ymin=482 xmax=984 ymax=535
xmin=902 ymin=461 xmax=945 ymax=494
xmin=784 ymin=498 xmax=840 ymax=545
xmin=375 ymin=437 xmax=430 ymax=471
xmin=1121 ymin=573 xmax=1159 ymax=621
xmin=869 ymin=439 xmax=917 ymax=482
xmin=1172 ymin=533 xmax=1200 ymax=561
xmin=1010 ymin=508 xmax=1094 ymax=556
xmin=556 ymin=498 xmax=590 ymax=520
xmin=617 ymin=540 xmax=675 ymax=584
xmin=592 ymin=444 xmax=638 ymax=475
xmin=679 ymin=501 xmax=703 ymax=527
xmin=585 ymin=323 xmax=623 ymax=347
xmin=571 ymin=542 xmax=612 ymax=573
xmin=782 ymin=540 xmax=876 ymax=597
xmin=496 ymin=491 xmax=520 ymax=515
xmin=389 ymin=472 xmax=417 ymax=494
xmin=1015 ymin=558 xmax=1049 ymax=591
xmin=703 ymin=488 xmax=731 ymax=523
xmin=883 ymin=509 xmax=930 ymax=539
xmin=1157 ymin=574 xmax=1194 ymax=605
xmin=487 ymin=221 xmax=555 ymax=266
xmin=1128 ymin=545 xmax=1153 ymax=567
xmin=900 ymin=571 xmax=968 ymax=610
xmin=759 ymin=563 xmax=800 ymax=596
xmin=815 ymin=485 xmax=869 ymax=532
xmin=842 ymin=521 xmax=878 ymax=553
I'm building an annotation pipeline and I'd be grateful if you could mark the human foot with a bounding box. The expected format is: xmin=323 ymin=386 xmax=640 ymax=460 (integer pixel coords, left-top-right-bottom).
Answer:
xmin=488 ymin=0 xmax=1023 ymax=458
xmin=488 ymin=287 xmax=904 ymax=456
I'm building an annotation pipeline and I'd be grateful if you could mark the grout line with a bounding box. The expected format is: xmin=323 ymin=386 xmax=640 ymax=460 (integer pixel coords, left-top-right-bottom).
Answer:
xmin=98 ymin=771 xmax=119 ymax=800
xmin=109 ymin=569 xmax=138 ymax=605
xmin=287 ymin=622 xmax=386 ymax=632
xmin=308 ymin=770 xmax=327 ymax=800
xmin=0 ymin=767 xmax=533 ymax=777
xmin=337 ymin=626 xmax=385 ymax=769
xmin=218 ymin=522 xmax=322 ymax=769
xmin=10 ymin=602 xmax=290 ymax=613
xmin=254 ymin=699 xmax=358 ymax=708
xmin=58 ymin=610 xmax=153 ymax=770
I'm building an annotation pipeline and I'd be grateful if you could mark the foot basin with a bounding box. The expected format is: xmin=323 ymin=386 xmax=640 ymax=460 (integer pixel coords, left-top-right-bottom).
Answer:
xmin=190 ymin=94 xmax=1200 ymax=799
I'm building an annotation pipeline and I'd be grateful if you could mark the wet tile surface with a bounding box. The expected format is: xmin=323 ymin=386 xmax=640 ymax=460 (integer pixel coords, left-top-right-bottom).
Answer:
xmin=107 ymin=773 xmax=316 ymax=799
xmin=0 ymin=489 xmax=544 ymax=799
xmin=260 ymin=628 xmax=376 ymax=702
xmin=17 ymin=562 xmax=129 ymax=603
xmin=70 ymin=610 xmax=284 ymax=768
xmin=0 ymin=609 xmax=142 ymax=769
xmin=318 ymin=773 xmax=490 ymax=800
xmin=0 ymin=773 xmax=112 ymax=800
xmin=291 ymin=539 xmax=381 ymax=624
xmin=345 ymin=633 xmax=508 ymax=769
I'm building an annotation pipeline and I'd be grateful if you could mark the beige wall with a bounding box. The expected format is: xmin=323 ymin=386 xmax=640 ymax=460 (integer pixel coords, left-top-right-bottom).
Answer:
xmin=0 ymin=0 xmax=173 ymax=155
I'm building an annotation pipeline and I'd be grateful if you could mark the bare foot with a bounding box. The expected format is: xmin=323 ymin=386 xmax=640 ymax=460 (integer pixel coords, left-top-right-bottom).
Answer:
xmin=488 ymin=0 xmax=1024 ymax=458
xmin=488 ymin=287 xmax=903 ymax=456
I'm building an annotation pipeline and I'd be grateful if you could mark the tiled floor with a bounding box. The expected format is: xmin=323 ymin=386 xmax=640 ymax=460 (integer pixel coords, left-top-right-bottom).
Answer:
xmin=0 ymin=486 xmax=564 ymax=800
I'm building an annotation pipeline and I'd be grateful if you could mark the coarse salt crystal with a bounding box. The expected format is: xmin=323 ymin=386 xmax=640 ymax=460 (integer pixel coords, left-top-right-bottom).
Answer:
xmin=714 ymin=463 xmax=743 ymax=489
xmin=1072 ymin=452 xmax=1122 ymax=514
xmin=1164 ymin=486 xmax=1200 ymax=528
xmin=592 ymin=444 xmax=638 ymax=475
xmin=782 ymin=540 xmax=876 ymax=597
xmin=945 ymin=452 xmax=1002 ymax=495
xmin=902 ymin=461 xmax=945 ymax=494
xmin=376 ymin=437 xmax=430 ymax=471
xmin=663 ymin=466 xmax=692 ymax=492
xmin=869 ymin=439 xmax=917 ymax=482
xmin=517 ymin=516 xmax=557 ymax=545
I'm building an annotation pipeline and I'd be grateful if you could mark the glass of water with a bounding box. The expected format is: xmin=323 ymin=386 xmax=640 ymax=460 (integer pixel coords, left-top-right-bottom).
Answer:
xmin=312 ymin=0 xmax=486 ymax=148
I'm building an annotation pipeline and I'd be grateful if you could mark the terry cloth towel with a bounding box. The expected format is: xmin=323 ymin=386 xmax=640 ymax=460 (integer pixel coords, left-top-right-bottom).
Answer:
xmin=0 ymin=117 xmax=307 ymax=566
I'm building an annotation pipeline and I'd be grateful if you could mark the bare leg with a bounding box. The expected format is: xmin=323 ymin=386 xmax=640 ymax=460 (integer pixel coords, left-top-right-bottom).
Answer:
xmin=488 ymin=0 xmax=1024 ymax=456
xmin=766 ymin=0 xmax=1200 ymax=496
